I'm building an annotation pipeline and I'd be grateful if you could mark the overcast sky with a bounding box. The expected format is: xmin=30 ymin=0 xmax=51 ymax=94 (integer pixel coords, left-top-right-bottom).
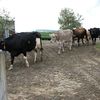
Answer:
xmin=0 ymin=0 xmax=100 ymax=32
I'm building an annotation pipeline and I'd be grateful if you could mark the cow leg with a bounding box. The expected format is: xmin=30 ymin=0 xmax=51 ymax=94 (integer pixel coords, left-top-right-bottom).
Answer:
xmin=35 ymin=38 xmax=43 ymax=62
xmin=91 ymin=37 xmax=94 ymax=45
xmin=81 ymin=38 xmax=84 ymax=45
xmin=23 ymin=53 xmax=29 ymax=67
xmin=94 ymin=38 xmax=96 ymax=45
xmin=34 ymin=49 xmax=37 ymax=63
xmin=72 ymin=37 xmax=77 ymax=46
xmin=8 ymin=55 xmax=14 ymax=70
xmin=40 ymin=39 xmax=43 ymax=61
xmin=68 ymin=41 xmax=72 ymax=50
xmin=62 ymin=42 xmax=65 ymax=52
xmin=85 ymin=35 xmax=89 ymax=45
xmin=58 ymin=41 xmax=62 ymax=54
xmin=72 ymin=37 xmax=74 ymax=44
xmin=40 ymin=48 xmax=43 ymax=61
xmin=98 ymin=36 xmax=100 ymax=40
xmin=92 ymin=38 xmax=96 ymax=45
xmin=77 ymin=38 xmax=80 ymax=46
xmin=34 ymin=48 xmax=43 ymax=62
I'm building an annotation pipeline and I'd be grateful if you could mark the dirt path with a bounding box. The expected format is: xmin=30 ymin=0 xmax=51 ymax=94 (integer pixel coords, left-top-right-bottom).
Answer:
xmin=7 ymin=41 xmax=100 ymax=100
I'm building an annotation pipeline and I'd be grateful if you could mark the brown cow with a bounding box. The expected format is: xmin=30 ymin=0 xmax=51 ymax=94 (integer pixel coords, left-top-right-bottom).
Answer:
xmin=73 ymin=27 xmax=89 ymax=46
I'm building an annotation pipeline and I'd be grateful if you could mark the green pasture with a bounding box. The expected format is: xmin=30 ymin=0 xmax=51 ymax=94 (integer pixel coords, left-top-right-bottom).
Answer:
xmin=40 ymin=32 xmax=52 ymax=40
xmin=95 ymin=43 xmax=100 ymax=50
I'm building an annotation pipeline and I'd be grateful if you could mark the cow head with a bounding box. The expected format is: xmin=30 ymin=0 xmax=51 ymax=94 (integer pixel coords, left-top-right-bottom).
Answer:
xmin=49 ymin=33 xmax=57 ymax=43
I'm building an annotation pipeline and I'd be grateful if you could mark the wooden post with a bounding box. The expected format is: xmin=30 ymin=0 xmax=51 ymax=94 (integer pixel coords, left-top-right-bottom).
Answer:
xmin=0 ymin=51 xmax=7 ymax=100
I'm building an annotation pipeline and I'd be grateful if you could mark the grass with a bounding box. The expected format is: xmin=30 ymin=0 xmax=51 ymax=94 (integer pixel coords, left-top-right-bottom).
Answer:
xmin=95 ymin=43 xmax=100 ymax=50
xmin=40 ymin=32 xmax=52 ymax=40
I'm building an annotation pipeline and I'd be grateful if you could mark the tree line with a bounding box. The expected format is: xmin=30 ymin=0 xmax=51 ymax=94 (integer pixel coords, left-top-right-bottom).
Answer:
xmin=0 ymin=9 xmax=15 ymax=38
xmin=0 ymin=8 xmax=83 ymax=38
xmin=58 ymin=8 xmax=83 ymax=29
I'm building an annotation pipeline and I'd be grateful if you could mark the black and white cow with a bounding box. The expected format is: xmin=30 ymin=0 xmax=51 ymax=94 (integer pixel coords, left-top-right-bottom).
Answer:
xmin=0 ymin=31 xmax=43 ymax=70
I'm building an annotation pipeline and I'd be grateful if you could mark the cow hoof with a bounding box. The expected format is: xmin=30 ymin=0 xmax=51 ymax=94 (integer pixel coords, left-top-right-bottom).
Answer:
xmin=69 ymin=48 xmax=72 ymax=51
xmin=26 ymin=63 xmax=29 ymax=67
xmin=27 ymin=65 xmax=29 ymax=67
xmin=62 ymin=49 xmax=65 ymax=52
xmin=34 ymin=60 xmax=37 ymax=63
xmin=58 ymin=52 xmax=61 ymax=55
xmin=8 ymin=65 xmax=13 ymax=70
xmin=40 ymin=58 xmax=43 ymax=62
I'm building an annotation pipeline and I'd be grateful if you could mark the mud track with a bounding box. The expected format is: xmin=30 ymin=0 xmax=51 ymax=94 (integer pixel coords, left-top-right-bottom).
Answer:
xmin=7 ymin=41 xmax=100 ymax=100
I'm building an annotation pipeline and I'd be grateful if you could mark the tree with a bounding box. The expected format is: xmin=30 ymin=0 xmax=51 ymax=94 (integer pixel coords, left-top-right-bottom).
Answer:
xmin=0 ymin=9 xmax=15 ymax=38
xmin=58 ymin=8 xmax=83 ymax=30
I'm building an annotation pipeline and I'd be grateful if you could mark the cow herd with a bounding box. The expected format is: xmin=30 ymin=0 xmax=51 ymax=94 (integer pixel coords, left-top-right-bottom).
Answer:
xmin=50 ymin=27 xmax=100 ymax=54
xmin=0 ymin=27 xmax=100 ymax=70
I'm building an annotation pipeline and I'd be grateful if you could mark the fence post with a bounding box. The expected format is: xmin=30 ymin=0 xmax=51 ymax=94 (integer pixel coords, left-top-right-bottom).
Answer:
xmin=0 ymin=51 xmax=7 ymax=100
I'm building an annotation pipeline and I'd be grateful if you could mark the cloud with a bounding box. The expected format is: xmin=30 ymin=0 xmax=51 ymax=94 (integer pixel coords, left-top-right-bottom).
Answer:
xmin=0 ymin=0 xmax=100 ymax=32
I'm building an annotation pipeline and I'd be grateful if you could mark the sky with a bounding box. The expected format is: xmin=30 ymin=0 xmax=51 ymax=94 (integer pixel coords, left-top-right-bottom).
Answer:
xmin=0 ymin=0 xmax=100 ymax=32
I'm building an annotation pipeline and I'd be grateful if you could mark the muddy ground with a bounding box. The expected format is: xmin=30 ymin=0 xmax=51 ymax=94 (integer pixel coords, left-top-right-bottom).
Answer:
xmin=6 ymin=40 xmax=100 ymax=100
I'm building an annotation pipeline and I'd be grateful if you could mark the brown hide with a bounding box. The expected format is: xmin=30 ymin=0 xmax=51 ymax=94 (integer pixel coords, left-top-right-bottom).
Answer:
xmin=73 ymin=28 xmax=87 ymax=36
xmin=73 ymin=28 xmax=89 ymax=45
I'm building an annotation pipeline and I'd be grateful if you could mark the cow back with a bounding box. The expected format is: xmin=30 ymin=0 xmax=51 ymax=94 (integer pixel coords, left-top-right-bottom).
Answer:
xmin=55 ymin=29 xmax=73 ymax=42
xmin=73 ymin=28 xmax=87 ymax=37
xmin=4 ymin=32 xmax=38 ymax=52
xmin=89 ymin=28 xmax=100 ymax=38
